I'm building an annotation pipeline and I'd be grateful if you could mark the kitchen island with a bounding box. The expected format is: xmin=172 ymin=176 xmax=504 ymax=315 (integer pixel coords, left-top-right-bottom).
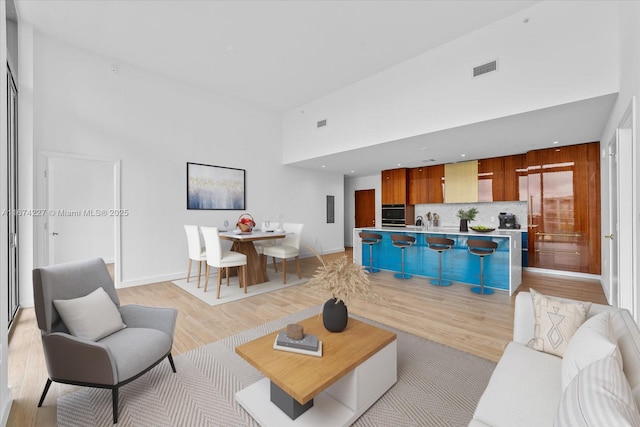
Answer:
xmin=353 ymin=227 xmax=522 ymax=295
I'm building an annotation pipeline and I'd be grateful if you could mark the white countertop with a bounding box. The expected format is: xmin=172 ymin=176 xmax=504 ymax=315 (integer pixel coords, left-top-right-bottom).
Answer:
xmin=357 ymin=226 xmax=524 ymax=237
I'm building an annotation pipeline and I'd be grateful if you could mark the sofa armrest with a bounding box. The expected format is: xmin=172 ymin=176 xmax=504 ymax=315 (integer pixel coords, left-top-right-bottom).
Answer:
xmin=42 ymin=332 xmax=117 ymax=385
xmin=119 ymin=305 xmax=177 ymax=339
xmin=513 ymin=292 xmax=535 ymax=344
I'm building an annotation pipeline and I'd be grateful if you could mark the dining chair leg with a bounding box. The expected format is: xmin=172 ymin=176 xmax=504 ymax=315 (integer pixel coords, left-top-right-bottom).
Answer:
xmin=295 ymin=256 xmax=301 ymax=279
xmin=282 ymin=259 xmax=287 ymax=284
xmin=226 ymin=267 xmax=230 ymax=286
xmin=196 ymin=261 xmax=202 ymax=288
xmin=204 ymin=264 xmax=210 ymax=292
xmin=216 ymin=267 xmax=223 ymax=299
xmin=243 ymin=265 xmax=247 ymax=293
xmin=272 ymin=257 xmax=278 ymax=273
xmin=186 ymin=259 xmax=192 ymax=282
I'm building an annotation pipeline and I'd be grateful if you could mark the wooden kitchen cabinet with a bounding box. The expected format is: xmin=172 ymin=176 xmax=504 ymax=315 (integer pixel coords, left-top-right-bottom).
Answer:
xmin=526 ymin=142 xmax=600 ymax=274
xmin=503 ymin=154 xmax=528 ymax=202
xmin=381 ymin=168 xmax=408 ymax=204
xmin=477 ymin=156 xmax=505 ymax=202
xmin=408 ymin=165 xmax=444 ymax=204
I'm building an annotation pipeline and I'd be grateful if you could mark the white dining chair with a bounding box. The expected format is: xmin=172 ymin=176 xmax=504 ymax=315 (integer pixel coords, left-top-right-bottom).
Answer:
xmin=184 ymin=225 xmax=207 ymax=288
xmin=200 ymin=226 xmax=248 ymax=298
xmin=262 ymin=223 xmax=304 ymax=284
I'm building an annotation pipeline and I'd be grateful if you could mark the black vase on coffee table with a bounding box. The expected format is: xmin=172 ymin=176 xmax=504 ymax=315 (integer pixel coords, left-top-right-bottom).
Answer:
xmin=322 ymin=298 xmax=348 ymax=332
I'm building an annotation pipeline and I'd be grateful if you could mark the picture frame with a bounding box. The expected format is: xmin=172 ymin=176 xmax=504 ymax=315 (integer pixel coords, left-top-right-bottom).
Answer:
xmin=187 ymin=162 xmax=246 ymax=210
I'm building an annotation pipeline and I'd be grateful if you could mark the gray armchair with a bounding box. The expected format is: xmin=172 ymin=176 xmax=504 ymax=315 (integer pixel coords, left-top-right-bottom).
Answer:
xmin=33 ymin=258 xmax=177 ymax=424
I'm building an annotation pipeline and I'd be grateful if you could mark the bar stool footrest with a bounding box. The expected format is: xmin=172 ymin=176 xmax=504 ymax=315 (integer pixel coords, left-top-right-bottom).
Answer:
xmin=430 ymin=279 xmax=452 ymax=286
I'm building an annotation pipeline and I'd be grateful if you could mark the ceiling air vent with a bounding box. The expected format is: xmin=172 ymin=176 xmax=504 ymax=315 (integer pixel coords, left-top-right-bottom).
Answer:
xmin=317 ymin=119 xmax=327 ymax=128
xmin=473 ymin=60 xmax=497 ymax=77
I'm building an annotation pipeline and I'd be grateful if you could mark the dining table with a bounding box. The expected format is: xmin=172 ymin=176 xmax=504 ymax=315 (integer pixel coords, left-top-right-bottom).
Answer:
xmin=219 ymin=230 xmax=287 ymax=286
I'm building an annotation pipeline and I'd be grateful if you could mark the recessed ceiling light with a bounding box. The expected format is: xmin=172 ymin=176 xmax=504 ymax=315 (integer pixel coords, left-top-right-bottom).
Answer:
xmin=321 ymin=165 xmax=326 ymax=168
xmin=552 ymin=141 xmax=559 ymax=145
xmin=397 ymin=163 xmax=401 ymax=167
xmin=350 ymin=170 xmax=355 ymax=174
xmin=421 ymin=159 xmax=436 ymax=163
xmin=460 ymin=154 xmax=466 ymax=157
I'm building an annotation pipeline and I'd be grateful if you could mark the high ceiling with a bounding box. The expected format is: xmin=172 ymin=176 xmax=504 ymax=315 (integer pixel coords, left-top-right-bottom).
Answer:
xmin=16 ymin=1 xmax=616 ymax=176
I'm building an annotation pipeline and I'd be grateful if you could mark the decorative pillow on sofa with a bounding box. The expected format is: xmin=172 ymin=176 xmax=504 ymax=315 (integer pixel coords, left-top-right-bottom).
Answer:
xmin=53 ymin=287 xmax=126 ymax=341
xmin=530 ymin=288 xmax=591 ymax=357
xmin=562 ymin=312 xmax=623 ymax=389
xmin=555 ymin=356 xmax=640 ymax=427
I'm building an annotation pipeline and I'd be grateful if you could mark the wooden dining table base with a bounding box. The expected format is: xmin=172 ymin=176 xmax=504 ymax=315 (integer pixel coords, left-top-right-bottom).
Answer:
xmin=229 ymin=240 xmax=268 ymax=286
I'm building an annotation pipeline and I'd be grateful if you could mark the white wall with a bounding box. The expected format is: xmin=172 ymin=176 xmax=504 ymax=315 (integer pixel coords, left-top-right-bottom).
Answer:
xmin=20 ymin=33 xmax=344 ymax=305
xmin=599 ymin=1 xmax=640 ymax=313
xmin=283 ymin=1 xmax=618 ymax=163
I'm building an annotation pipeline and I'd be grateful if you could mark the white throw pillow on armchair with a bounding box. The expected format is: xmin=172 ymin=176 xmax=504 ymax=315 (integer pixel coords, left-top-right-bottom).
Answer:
xmin=53 ymin=287 xmax=126 ymax=341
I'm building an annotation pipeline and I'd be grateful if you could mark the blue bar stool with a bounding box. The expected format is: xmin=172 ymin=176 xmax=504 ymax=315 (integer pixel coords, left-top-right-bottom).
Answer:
xmin=427 ymin=237 xmax=455 ymax=286
xmin=359 ymin=232 xmax=382 ymax=273
xmin=467 ymin=239 xmax=498 ymax=295
xmin=391 ymin=234 xmax=416 ymax=279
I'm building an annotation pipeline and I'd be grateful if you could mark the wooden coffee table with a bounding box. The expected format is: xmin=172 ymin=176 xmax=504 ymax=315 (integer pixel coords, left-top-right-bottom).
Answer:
xmin=235 ymin=315 xmax=397 ymax=426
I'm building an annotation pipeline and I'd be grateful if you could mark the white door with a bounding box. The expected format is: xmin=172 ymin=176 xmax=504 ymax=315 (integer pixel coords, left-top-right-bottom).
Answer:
xmin=616 ymin=128 xmax=634 ymax=314
xmin=607 ymin=137 xmax=619 ymax=306
xmin=47 ymin=157 xmax=115 ymax=265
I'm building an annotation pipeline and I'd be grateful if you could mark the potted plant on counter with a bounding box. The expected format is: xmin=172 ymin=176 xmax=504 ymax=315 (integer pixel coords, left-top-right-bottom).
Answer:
xmin=305 ymin=246 xmax=377 ymax=332
xmin=457 ymin=207 xmax=479 ymax=232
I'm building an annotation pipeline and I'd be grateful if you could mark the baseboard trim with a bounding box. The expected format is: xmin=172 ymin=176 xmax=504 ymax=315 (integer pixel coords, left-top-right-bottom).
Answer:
xmin=118 ymin=272 xmax=186 ymax=288
xmin=524 ymin=267 xmax=601 ymax=281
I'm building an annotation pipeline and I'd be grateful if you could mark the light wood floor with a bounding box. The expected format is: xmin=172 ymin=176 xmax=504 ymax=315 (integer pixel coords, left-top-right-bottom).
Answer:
xmin=7 ymin=250 xmax=607 ymax=426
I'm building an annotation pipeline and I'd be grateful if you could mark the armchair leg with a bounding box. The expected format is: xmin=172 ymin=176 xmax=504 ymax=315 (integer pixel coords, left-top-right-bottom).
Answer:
xmin=112 ymin=388 xmax=118 ymax=424
xmin=168 ymin=353 xmax=177 ymax=373
xmin=37 ymin=378 xmax=52 ymax=407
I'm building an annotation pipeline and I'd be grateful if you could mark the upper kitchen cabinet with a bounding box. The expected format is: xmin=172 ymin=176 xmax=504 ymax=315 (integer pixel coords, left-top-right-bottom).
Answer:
xmin=477 ymin=157 xmax=505 ymax=202
xmin=444 ymin=161 xmax=478 ymax=203
xmin=504 ymin=154 xmax=528 ymax=202
xmin=408 ymin=165 xmax=444 ymax=204
xmin=526 ymin=142 xmax=600 ymax=274
xmin=381 ymin=168 xmax=409 ymax=204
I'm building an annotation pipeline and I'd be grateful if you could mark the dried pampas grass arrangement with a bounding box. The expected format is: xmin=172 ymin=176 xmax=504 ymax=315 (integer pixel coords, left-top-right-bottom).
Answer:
xmin=305 ymin=245 xmax=377 ymax=305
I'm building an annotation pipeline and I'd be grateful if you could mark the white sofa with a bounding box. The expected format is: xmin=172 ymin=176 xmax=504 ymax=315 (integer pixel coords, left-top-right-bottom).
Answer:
xmin=470 ymin=291 xmax=640 ymax=427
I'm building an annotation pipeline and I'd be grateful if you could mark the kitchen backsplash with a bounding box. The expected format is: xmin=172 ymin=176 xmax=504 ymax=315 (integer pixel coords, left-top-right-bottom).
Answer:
xmin=414 ymin=201 xmax=528 ymax=229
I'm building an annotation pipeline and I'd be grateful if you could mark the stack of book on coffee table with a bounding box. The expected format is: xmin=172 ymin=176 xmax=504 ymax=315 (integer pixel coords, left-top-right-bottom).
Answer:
xmin=273 ymin=330 xmax=323 ymax=357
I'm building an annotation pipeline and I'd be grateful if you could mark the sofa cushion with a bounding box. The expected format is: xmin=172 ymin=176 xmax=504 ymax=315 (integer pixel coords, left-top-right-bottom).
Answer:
xmin=530 ymin=288 xmax=590 ymax=357
xmin=473 ymin=342 xmax=563 ymax=427
xmin=555 ymin=356 xmax=640 ymax=426
xmin=53 ymin=287 xmax=126 ymax=341
xmin=562 ymin=312 xmax=623 ymax=390
xmin=98 ymin=327 xmax=172 ymax=382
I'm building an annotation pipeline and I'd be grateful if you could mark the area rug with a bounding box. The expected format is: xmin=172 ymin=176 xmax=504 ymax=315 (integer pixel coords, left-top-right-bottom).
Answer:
xmin=57 ymin=306 xmax=496 ymax=426
xmin=171 ymin=269 xmax=308 ymax=306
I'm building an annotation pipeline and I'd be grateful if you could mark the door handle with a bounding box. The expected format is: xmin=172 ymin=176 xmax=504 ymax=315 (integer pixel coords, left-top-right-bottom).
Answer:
xmin=52 ymin=232 xmax=59 ymax=236
xmin=604 ymin=234 xmax=614 ymax=240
